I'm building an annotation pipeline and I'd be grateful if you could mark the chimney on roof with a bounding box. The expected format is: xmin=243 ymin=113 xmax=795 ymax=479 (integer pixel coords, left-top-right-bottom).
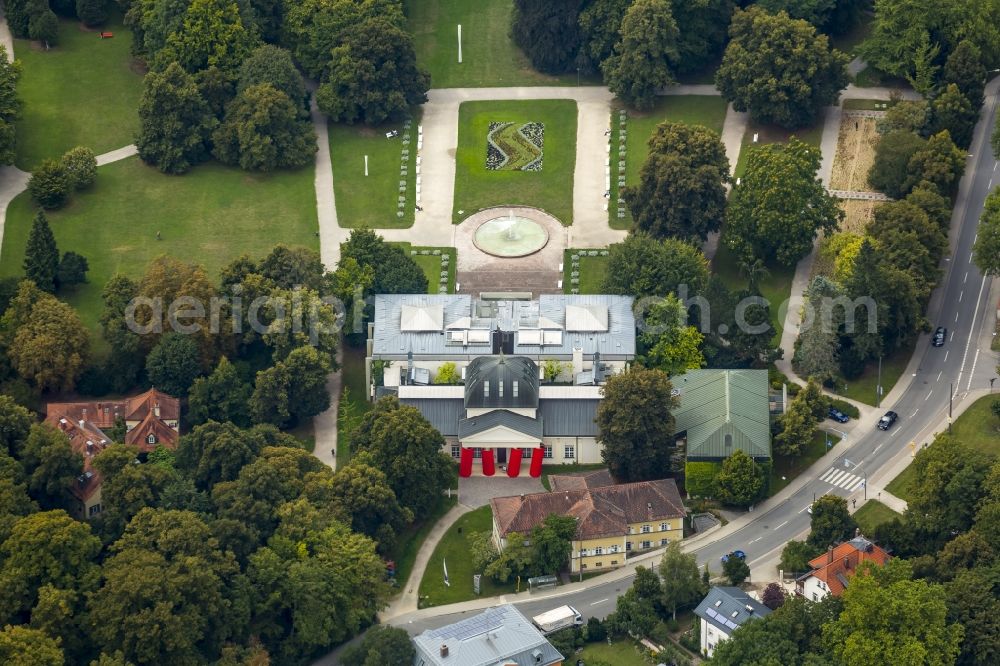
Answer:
xmin=440 ymin=644 xmax=449 ymax=658
xmin=647 ymin=502 xmax=652 ymax=511
xmin=828 ymin=545 xmax=834 ymax=565
xmin=855 ymin=527 xmax=861 ymax=538
xmin=153 ymin=401 xmax=161 ymax=418
xmin=82 ymin=408 xmax=87 ymax=419
xmin=79 ymin=420 xmax=85 ymax=429
xmin=86 ymin=441 xmax=94 ymax=456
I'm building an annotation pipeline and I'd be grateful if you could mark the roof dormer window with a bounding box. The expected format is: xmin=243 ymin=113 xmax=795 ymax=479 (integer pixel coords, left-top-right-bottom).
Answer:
xmin=483 ymin=381 xmax=489 ymax=398
xmin=147 ymin=434 xmax=156 ymax=444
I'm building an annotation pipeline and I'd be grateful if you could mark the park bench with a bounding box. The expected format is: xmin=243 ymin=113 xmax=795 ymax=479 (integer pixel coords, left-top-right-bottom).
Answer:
xmin=100 ymin=32 xmax=114 ymax=39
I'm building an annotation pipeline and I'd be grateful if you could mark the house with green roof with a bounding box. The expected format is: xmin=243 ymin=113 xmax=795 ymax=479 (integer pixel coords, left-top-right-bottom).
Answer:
xmin=673 ymin=369 xmax=772 ymax=462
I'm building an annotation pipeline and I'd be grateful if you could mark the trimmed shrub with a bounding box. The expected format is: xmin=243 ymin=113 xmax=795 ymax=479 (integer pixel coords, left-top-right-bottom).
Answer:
xmin=684 ymin=461 xmax=721 ymax=497
xmin=827 ymin=397 xmax=860 ymax=419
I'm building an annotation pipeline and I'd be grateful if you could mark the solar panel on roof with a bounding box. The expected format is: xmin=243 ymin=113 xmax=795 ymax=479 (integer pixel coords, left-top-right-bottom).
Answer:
xmin=725 ymin=620 xmax=739 ymax=630
xmin=705 ymin=608 xmax=718 ymax=619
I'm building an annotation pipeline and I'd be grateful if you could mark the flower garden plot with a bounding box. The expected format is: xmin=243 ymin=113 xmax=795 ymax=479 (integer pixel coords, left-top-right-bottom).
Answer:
xmin=486 ymin=121 xmax=544 ymax=171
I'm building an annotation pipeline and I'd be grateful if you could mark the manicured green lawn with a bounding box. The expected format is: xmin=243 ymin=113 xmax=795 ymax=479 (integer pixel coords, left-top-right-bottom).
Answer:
xmin=712 ymin=243 xmax=796 ymax=345
xmin=843 ymin=98 xmax=896 ymax=111
xmin=336 ymin=344 xmax=371 ymax=467
xmin=0 ymin=157 xmax=318 ymax=349
xmin=329 ymin=109 xmax=421 ymax=228
xmin=406 ymin=0 xmax=597 ymax=88
xmin=610 ymin=96 xmax=729 ymax=230
xmin=453 ymin=100 xmax=577 ymax=224
xmin=390 ymin=494 xmax=457 ymax=594
xmin=885 ymin=464 xmax=917 ymax=503
xmin=577 ymin=638 xmax=655 ymax=665
xmin=733 ymin=119 xmax=824 ymax=180
xmin=541 ymin=462 xmax=607 ymax=491
xmin=853 ymin=500 xmax=901 ymax=534
xmin=563 ymin=250 xmax=608 ymax=294
xmin=395 ymin=244 xmax=456 ymax=293
xmin=13 ymin=14 xmax=144 ymax=170
xmin=770 ymin=430 xmax=840 ymax=497
xmin=831 ymin=344 xmax=911 ymax=406
xmin=418 ymin=505 xmax=515 ymax=607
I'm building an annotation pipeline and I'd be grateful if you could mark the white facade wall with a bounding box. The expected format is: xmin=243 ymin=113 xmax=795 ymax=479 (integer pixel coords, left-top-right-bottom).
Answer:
xmin=700 ymin=618 xmax=732 ymax=658
xmin=799 ymin=575 xmax=831 ymax=601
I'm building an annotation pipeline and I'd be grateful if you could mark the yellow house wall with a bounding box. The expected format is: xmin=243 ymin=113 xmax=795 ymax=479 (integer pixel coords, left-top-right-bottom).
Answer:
xmin=571 ymin=536 xmax=626 ymax=573
xmin=625 ymin=517 xmax=684 ymax=552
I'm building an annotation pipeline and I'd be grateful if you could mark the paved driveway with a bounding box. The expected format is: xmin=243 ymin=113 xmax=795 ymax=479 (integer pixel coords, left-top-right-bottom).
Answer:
xmin=458 ymin=475 xmax=545 ymax=508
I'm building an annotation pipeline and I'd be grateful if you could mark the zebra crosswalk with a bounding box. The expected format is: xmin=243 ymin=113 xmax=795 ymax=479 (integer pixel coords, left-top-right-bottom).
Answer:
xmin=818 ymin=467 xmax=866 ymax=491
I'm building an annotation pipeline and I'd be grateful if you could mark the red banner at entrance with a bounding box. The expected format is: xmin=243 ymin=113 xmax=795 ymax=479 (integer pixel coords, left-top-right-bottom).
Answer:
xmin=482 ymin=448 xmax=495 ymax=476
xmin=459 ymin=447 xmax=473 ymax=477
xmin=507 ymin=448 xmax=522 ymax=477
xmin=529 ymin=446 xmax=544 ymax=477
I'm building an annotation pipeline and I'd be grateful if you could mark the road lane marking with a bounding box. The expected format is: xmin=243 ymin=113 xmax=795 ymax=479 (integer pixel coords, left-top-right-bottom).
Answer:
xmin=944 ymin=350 xmax=949 ymax=363
xmin=955 ymin=311 xmax=960 ymax=322
xmin=936 ymin=370 xmax=942 ymax=381
xmin=964 ymin=271 xmax=969 ymax=283
xmin=967 ymin=348 xmax=981 ymax=391
xmin=910 ymin=409 xmax=919 ymax=417
xmin=950 ymin=330 xmax=955 ymax=341
xmin=891 ymin=428 xmax=901 ymax=437
xmin=958 ymin=276 xmax=989 ymax=380
xmin=590 ymin=599 xmax=608 ymax=606
xmin=925 ymin=390 xmax=933 ymax=401
xmin=970 ymin=252 xmax=975 ymax=263
xmin=775 ymin=521 xmax=788 ymax=530
xmin=959 ymin=291 xmax=964 ymax=302
xmin=873 ymin=444 xmax=882 ymax=453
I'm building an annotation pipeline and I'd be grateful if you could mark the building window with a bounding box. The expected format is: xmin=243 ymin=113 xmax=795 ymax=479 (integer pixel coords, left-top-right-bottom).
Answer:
xmin=626 ymin=541 xmax=632 ymax=551
xmin=660 ymin=539 xmax=669 ymax=547
xmin=595 ymin=562 xmax=602 ymax=567
xmin=473 ymin=448 xmax=482 ymax=459
xmin=641 ymin=525 xmax=651 ymax=534
xmin=812 ymin=592 xmax=818 ymax=601
xmin=147 ymin=434 xmax=156 ymax=444
xmin=581 ymin=564 xmax=587 ymax=570
xmin=483 ymin=381 xmax=490 ymax=398
xmin=595 ymin=547 xmax=603 ymax=555
xmin=610 ymin=545 xmax=618 ymax=553
xmin=660 ymin=522 xmax=668 ymax=531
xmin=543 ymin=446 xmax=552 ymax=459
xmin=523 ymin=447 xmax=534 ymax=457
xmin=641 ymin=540 xmax=651 ymax=549
xmin=88 ymin=504 xmax=102 ymax=517
xmin=611 ymin=560 xmax=618 ymax=565
xmin=564 ymin=445 xmax=575 ymax=459
xmin=451 ymin=445 xmax=460 ymax=458
xmin=724 ymin=433 xmax=733 ymax=448
xmin=513 ymin=381 xmax=519 ymax=397
xmin=498 ymin=381 xmax=504 ymax=398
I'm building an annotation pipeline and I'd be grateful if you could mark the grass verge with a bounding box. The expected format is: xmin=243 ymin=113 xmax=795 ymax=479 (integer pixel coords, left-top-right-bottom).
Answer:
xmin=14 ymin=14 xmax=144 ymax=170
xmin=390 ymin=494 xmax=458 ymax=594
xmin=885 ymin=464 xmax=917 ymax=503
xmin=394 ymin=244 xmax=456 ymax=293
xmin=577 ymin=638 xmax=656 ymax=665
xmin=329 ymin=109 xmax=422 ymax=229
xmin=853 ymin=500 xmax=901 ymax=534
xmin=418 ymin=505 xmax=515 ymax=607
xmin=769 ymin=430 xmax=840 ymax=497
xmin=336 ymin=344 xmax=370 ymax=467
xmin=609 ymin=96 xmax=729 ymax=230
xmin=733 ymin=119 xmax=824 ymax=181
xmin=831 ymin=344 xmax=911 ymax=406
xmin=563 ymin=249 xmax=609 ymax=294
xmin=453 ymin=100 xmax=577 ymax=224
xmin=712 ymin=243 xmax=796 ymax=344
xmin=0 ymin=157 xmax=317 ymax=350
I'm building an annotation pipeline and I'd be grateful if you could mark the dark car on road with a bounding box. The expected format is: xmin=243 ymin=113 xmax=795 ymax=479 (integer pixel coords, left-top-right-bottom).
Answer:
xmin=877 ymin=411 xmax=898 ymax=431
xmin=932 ymin=327 xmax=947 ymax=347
xmin=828 ymin=407 xmax=849 ymax=423
xmin=721 ymin=550 xmax=746 ymax=563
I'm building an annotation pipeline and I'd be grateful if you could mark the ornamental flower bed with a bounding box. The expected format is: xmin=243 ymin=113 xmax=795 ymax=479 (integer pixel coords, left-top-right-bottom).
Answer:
xmin=486 ymin=121 xmax=544 ymax=171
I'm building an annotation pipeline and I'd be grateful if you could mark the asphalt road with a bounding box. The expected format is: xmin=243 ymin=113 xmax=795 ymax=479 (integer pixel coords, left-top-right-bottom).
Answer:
xmin=375 ymin=89 xmax=1000 ymax=644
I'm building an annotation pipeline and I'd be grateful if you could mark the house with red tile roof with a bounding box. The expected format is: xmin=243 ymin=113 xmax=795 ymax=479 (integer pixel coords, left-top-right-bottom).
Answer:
xmin=45 ymin=388 xmax=181 ymax=519
xmin=490 ymin=477 xmax=686 ymax=573
xmin=795 ymin=533 xmax=890 ymax=600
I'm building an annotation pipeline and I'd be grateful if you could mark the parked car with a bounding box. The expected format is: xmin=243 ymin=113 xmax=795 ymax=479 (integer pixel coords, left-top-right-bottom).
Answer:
xmin=721 ymin=550 xmax=746 ymax=564
xmin=828 ymin=407 xmax=849 ymax=423
xmin=932 ymin=327 xmax=947 ymax=347
xmin=877 ymin=411 xmax=898 ymax=431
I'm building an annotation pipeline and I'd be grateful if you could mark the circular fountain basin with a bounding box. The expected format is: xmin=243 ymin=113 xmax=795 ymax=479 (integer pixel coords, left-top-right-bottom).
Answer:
xmin=473 ymin=214 xmax=550 ymax=258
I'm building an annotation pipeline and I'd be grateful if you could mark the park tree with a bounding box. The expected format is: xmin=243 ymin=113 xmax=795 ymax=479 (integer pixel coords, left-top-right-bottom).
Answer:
xmin=658 ymin=541 xmax=706 ymax=619
xmin=339 ymin=228 xmax=429 ymax=296
xmin=0 ymin=625 xmax=63 ymax=665
xmin=945 ymin=567 xmax=1000 ymax=666
xmin=214 ymin=83 xmax=317 ymax=171
xmin=531 ymin=514 xmax=578 ymax=575
xmin=0 ymin=395 xmax=32 ymax=456
xmin=762 ymin=582 xmax=786 ymax=610
xmin=906 ymin=435 xmax=992 ymax=540
xmin=868 ymin=130 xmax=927 ymax=198
xmin=28 ymin=5 xmax=59 ymax=46
xmin=906 ymin=182 xmax=952 ymax=230
xmin=187 ymin=356 xmax=252 ymax=427
xmin=18 ymin=423 xmax=83 ymax=510
xmin=8 ymin=291 xmax=89 ymax=392
xmin=237 ymin=44 xmax=308 ymax=113
xmin=823 ymin=559 xmax=963 ymax=666
xmin=136 ymin=62 xmax=216 ymax=174
xmin=511 ymin=0 xmax=583 ymax=74
xmin=327 ymin=463 xmax=413 ymax=553
xmin=597 ymin=366 xmax=677 ymax=482
xmin=250 ymin=345 xmax=333 ymax=428
xmin=793 ymin=278 xmax=842 ymax=383
xmin=726 ymin=138 xmax=841 ymax=266
xmin=906 ymin=130 xmax=967 ymax=197
xmin=876 ymin=100 xmax=930 ymax=135
xmin=868 ymin=200 xmax=945 ymax=301
xmin=155 ymin=0 xmax=259 ymax=73
xmin=756 ymin=0 xmax=837 ymax=27
xmin=316 ymin=17 xmax=428 ymax=125
xmin=807 ymin=494 xmax=856 ymax=549
xmin=340 ymin=626 xmax=415 ymax=666
xmin=0 ymin=509 xmax=101 ymax=624
xmin=98 ymin=274 xmax=144 ymax=393
xmin=77 ymin=0 xmax=110 ymax=26
xmin=350 ymin=396 xmax=452 ymax=516
xmin=609 ymin=587 xmax=658 ymax=637
xmin=775 ymin=382 xmax=820 ymax=456
xmin=259 ymin=287 xmax=339 ymax=361
xmin=0 ymin=46 xmax=21 ymax=166
xmin=637 ymin=293 xmax=705 ymax=375
xmin=145 ymin=332 xmax=202 ymax=396
xmin=88 ymin=509 xmax=246 ymax=665
xmin=194 ymin=65 xmax=235 ymax=117
xmin=577 ymin=0 xmax=630 ymax=70
xmin=27 ymin=159 xmax=70 ymax=210
xmin=780 ymin=539 xmax=821 ymax=574
xmin=601 ymin=233 xmax=709 ymax=298
xmin=716 ymin=7 xmax=849 ymax=128
xmin=723 ymin=555 xmax=751 ymax=585
xmin=671 ymin=0 xmax=733 ymax=75
xmin=92 ymin=444 xmax=177 ymax=538
xmin=175 ymin=421 xmax=299 ymax=490
xmin=624 ymin=122 xmax=729 ymax=241
xmin=714 ymin=449 xmax=765 ymax=506
xmin=930 ymin=83 xmax=977 ymax=149
xmin=973 ymin=189 xmax=1000 ymax=275
xmin=943 ymin=40 xmax=987 ymax=107
xmin=23 ymin=211 xmax=58 ymax=293
xmin=601 ymin=0 xmax=679 ymax=110
xmin=56 ymin=251 xmax=88 ymax=290
xmin=60 ymin=146 xmax=97 ymax=190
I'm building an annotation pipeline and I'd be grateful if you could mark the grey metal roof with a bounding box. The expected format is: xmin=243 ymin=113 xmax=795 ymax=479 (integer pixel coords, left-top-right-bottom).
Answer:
xmin=413 ymin=604 xmax=563 ymax=666
xmin=465 ymin=356 xmax=538 ymax=409
xmin=372 ymin=294 xmax=636 ymax=359
xmin=400 ymin=398 xmax=463 ymax=436
xmin=694 ymin=586 xmax=771 ymax=635
xmin=673 ymin=369 xmax=772 ymax=460
xmin=458 ymin=410 xmax=543 ymax=440
xmin=539 ymin=399 xmax=599 ymax=436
